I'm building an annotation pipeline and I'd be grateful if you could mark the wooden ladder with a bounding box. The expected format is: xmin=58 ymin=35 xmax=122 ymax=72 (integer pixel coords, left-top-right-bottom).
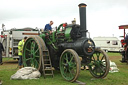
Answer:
xmin=42 ymin=50 xmax=54 ymax=78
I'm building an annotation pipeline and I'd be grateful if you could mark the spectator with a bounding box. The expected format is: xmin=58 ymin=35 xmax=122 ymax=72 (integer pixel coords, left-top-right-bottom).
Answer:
xmin=125 ymin=34 xmax=128 ymax=45
xmin=18 ymin=36 xmax=27 ymax=69
xmin=72 ymin=18 xmax=76 ymax=24
xmin=0 ymin=80 xmax=3 ymax=85
xmin=0 ymin=42 xmax=4 ymax=65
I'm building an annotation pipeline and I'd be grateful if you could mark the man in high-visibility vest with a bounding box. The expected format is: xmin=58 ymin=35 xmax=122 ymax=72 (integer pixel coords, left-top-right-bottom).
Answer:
xmin=18 ymin=36 xmax=27 ymax=69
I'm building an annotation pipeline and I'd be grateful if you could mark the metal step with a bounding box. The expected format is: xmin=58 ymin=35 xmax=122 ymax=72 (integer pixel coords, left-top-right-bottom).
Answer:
xmin=44 ymin=64 xmax=51 ymax=66
xmin=44 ymin=59 xmax=50 ymax=61
xmin=43 ymin=50 xmax=48 ymax=52
xmin=44 ymin=67 xmax=55 ymax=70
xmin=43 ymin=55 xmax=49 ymax=56
xmin=45 ymin=74 xmax=53 ymax=76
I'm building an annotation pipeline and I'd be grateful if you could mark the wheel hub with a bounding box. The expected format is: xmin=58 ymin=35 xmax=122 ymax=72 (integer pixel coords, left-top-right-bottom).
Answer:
xmin=65 ymin=63 xmax=69 ymax=68
xmin=95 ymin=61 xmax=101 ymax=67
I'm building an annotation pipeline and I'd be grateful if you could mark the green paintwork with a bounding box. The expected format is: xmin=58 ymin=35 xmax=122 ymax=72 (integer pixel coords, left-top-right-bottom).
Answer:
xmin=39 ymin=31 xmax=57 ymax=49
xmin=51 ymin=31 xmax=56 ymax=42
xmin=39 ymin=33 xmax=45 ymax=40
xmin=65 ymin=27 xmax=72 ymax=40
xmin=39 ymin=24 xmax=73 ymax=49
xmin=57 ymin=24 xmax=64 ymax=32
xmin=39 ymin=23 xmax=73 ymax=50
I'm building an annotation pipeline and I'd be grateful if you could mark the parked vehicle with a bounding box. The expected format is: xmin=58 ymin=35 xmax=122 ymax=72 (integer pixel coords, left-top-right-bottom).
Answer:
xmin=119 ymin=25 xmax=128 ymax=63
xmin=93 ymin=37 xmax=124 ymax=52
xmin=0 ymin=27 xmax=39 ymax=59
xmin=22 ymin=3 xmax=110 ymax=82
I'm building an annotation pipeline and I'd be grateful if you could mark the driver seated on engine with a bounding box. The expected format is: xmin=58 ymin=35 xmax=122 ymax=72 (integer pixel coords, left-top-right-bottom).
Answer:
xmin=44 ymin=21 xmax=53 ymax=35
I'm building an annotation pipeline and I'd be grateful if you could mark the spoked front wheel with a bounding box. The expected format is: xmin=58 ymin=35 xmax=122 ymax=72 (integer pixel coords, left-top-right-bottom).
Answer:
xmin=88 ymin=48 xmax=110 ymax=78
xmin=60 ymin=49 xmax=81 ymax=82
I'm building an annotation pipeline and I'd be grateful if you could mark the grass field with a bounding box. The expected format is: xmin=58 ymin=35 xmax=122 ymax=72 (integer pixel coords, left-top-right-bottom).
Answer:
xmin=0 ymin=52 xmax=128 ymax=85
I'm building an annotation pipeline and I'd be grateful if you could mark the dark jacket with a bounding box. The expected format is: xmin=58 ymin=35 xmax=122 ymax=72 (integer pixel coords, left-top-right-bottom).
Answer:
xmin=0 ymin=43 xmax=4 ymax=53
xmin=44 ymin=24 xmax=52 ymax=31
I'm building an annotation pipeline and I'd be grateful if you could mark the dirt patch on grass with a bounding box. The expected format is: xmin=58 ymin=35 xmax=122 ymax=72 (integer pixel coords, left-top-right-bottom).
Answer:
xmin=3 ymin=60 xmax=18 ymax=65
xmin=0 ymin=60 xmax=18 ymax=70
xmin=109 ymin=56 xmax=122 ymax=61
xmin=1 ymin=56 xmax=122 ymax=66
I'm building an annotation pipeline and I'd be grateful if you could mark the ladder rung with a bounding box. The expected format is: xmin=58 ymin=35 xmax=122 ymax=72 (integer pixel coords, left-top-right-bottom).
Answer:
xmin=45 ymin=67 xmax=55 ymax=70
xmin=44 ymin=59 xmax=50 ymax=61
xmin=44 ymin=64 xmax=51 ymax=66
xmin=43 ymin=50 xmax=48 ymax=52
xmin=44 ymin=62 xmax=50 ymax=64
xmin=43 ymin=55 xmax=49 ymax=56
xmin=45 ymin=74 xmax=53 ymax=76
xmin=44 ymin=68 xmax=52 ymax=71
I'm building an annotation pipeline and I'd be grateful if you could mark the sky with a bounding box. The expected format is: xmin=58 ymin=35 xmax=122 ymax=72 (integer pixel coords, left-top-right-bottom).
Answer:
xmin=0 ymin=0 xmax=128 ymax=38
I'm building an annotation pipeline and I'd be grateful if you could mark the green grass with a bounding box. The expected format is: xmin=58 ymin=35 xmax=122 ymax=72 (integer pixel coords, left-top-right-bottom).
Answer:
xmin=0 ymin=70 xmax=76 ymax=85
xmin=107 ymin=52 xmax=121 ymax=56
xmin=0 ymin=53 xmax=128 ymax=85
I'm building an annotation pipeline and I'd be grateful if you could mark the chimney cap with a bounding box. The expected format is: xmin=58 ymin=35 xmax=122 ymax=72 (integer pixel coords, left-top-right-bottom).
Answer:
xmin=78 ymin=3 xmax=87 ymax=7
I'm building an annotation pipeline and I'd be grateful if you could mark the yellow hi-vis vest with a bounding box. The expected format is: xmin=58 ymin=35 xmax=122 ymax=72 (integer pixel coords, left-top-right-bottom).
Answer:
xmin=18 ymin=39 xmax=25 ymax=56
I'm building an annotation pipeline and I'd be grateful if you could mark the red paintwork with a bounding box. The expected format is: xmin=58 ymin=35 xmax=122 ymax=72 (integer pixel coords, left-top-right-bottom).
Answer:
xmin=119 ymin=25 xmax=128 ymax=51
xmin=63 ymin=23 xmax=67 ymax=27
xmin=119 ymin=25 xmax=128 ymax=29
xmin=121 ymin=39 xmax=126 ymax=46
xmin=119 ymin=25 xmax=128 ymax=40
xmin=0 ymin=35 xmax=7 ymax=38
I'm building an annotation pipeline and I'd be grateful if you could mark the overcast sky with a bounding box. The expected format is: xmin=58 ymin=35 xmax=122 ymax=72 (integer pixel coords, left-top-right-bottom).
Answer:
xmin=0 ymin=0 xmax=128 ymax=38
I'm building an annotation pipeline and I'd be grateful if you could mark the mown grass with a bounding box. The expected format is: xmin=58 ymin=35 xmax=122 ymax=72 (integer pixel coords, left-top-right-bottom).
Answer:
xmin=1 ymin=52 xmax=128 ymax=85
xmin=107 ymin=52 xmax=121 ymax=56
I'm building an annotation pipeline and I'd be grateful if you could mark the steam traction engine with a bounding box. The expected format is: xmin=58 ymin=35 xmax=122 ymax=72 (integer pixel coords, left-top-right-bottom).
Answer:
xmin=119 ymin=25 xmax=128 ymax=63
xmin=22 ymin=3 xmax=110 ymax=82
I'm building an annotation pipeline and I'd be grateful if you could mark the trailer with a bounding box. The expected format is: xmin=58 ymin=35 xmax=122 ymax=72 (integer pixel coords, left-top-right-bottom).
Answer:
xmin=93 ymin=37 xmax=124 ymax=52
xmin=0 ymin=27 xmax=40 ymax=59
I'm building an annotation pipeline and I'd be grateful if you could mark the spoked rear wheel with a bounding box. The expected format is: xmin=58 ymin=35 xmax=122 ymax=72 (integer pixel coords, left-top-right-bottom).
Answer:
xmin=23 ymin=36 xmax=44 ymax=70
xmin=88 ymin=48 xmax=110 ymax=78
xmin=60 ymin=49 xmax=81 ymax=82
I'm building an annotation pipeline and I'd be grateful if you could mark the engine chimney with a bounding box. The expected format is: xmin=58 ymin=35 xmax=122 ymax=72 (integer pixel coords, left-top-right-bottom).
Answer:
xmin=78 ymin=3 xmax=87 ymax=37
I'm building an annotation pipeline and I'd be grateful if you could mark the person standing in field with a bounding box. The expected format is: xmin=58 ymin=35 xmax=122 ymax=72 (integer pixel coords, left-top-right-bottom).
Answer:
xmin=0 ymin=42 xmax=4 ymax=65
xmin=18 ymin=36 xmax=27 ymax=69
xmin=0 ymin=80 xmax=3 ymax=85
xmin=125 ymin=34 xmax=128 ymax=45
